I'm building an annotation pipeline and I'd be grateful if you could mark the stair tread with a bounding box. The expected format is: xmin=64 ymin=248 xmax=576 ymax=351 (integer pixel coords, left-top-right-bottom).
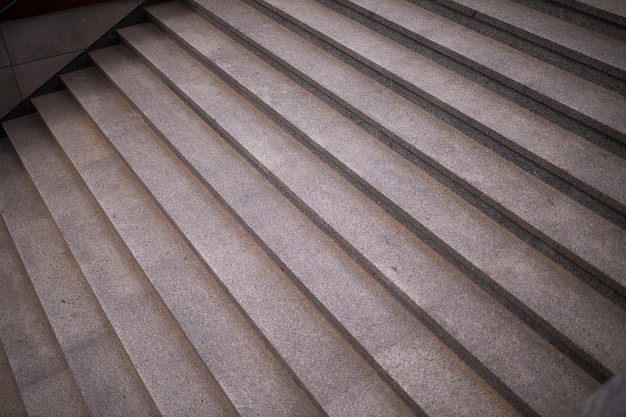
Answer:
xmin=241 ymin=0 xmax=626 ymax=201
xmin=0 ymin=202 xmax=85 ymax=417
xmin=61 ymin=67 xmax=414 ymax=416
xmin=146 ymin=0 xmax=626 ymax=377
xmin=117 ymin=19 xmax=601 ymax=416
xmin=341 ymin=0 xmax=626 ymax=138
xmin=0 ymin=125 xmax=157 ymax=417
xmin=91 ymin=43 xmax=521 ymax=417
xmin=188 ymin=0 xmax=626 ymax=292
xmin=22 ymin=94 xmax=238 ymax=417
xmin=225 ymin=0 xmax=626 ymax=213
xmin=34 ymin=88 xmax=321 ymax=417
xmin=439 ymin=0 xmax=626 ymax=77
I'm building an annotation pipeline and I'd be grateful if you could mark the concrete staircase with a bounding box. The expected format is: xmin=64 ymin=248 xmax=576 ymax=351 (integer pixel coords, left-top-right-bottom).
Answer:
xmin=1 ymin=0 xmax=625 ymax=415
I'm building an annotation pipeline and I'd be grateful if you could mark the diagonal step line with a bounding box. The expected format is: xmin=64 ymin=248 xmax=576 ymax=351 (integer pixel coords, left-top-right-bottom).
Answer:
xmin=143 ymin=0 xmax=626 ymax=378
xmin=0 ymin=193 xmax=89 ymax=417
xmin=184 ymin=0 xmax=626 ymax=294
xmin=0 ymin=124 xmax=160 ymax=417
xmin=115 ymin=18 xmax=601 ymax=417
xmin=61 ymin=66 xmax=415 ymax=416
xmin=430 ymin=0 xmax=626 ymax=78
xmin=90 ymin=42 xmax=524 ymax=417
xmin=332 ymin=0 xmax=626 ymax=143
xmin=17 ymin=100 xmax=239 ymax=417
xmin=33 ymin=88 xmax=324 ymax=417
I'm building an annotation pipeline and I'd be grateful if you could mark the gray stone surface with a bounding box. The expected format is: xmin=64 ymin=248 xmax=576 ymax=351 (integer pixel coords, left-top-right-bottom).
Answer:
xmin=0 ymin=215 xmax=63 ymax=417
xmin=435 ymin=0 xmax=626 ymax=78
xmin=339 ymin=0 xmax=626 ymax=143
xmin=167 ymin=0 xmax=626 ymax=373
xmin=91 ymin=43 xmax=520 ymax=417
xmin=188 ymin=0 xmax=626 ymax=294
xmin=34 ymin=88 xmax=321 ymax=417
xmin=61 ymin=67 xmax=413 ymax=416
xmin=557 ymin=0 xmax=626 ymax=23
xmin=1 ymin=0 xmax=623 ymax=415
xmin=0 ymin=138 xmax=129 ymax=417
xmin=17 ymin=99 xmax=237 ymax=417
xmin=116 ymin=20 xmax=601 ymax=416
xmin=0 ymin=67 xmax=21 ymax=118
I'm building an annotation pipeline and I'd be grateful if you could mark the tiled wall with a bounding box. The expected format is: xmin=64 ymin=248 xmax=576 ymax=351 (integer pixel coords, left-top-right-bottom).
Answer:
xmin=0 ymin=0 xmax=144 ymax=118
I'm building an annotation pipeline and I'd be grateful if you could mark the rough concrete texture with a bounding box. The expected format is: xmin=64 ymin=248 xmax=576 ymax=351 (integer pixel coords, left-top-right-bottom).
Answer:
xmin=0 ymin=127 xmax=159 ymax=417
xmin=34 ymin=88 xmax=321 ymax=417
xmin=117 ymin=20 xmax=601 ymax=417
xmin=557 ymin=0 xmax=626 ymax=24
xmin=91 ymin=43 xmax=520 ymax=417
xmin=187 ymin=0 xmax=626 ymax=293
xmin=0 ymin=212 xmax=70 ymax=417
xmin=339 ymin=0 xmax=626 ymax=142
xmin=434 ymin=0 xmax=626 ymax=78
xmin=61 ymin=67 xmax=414 ymax=416
xmin=16 ymin=99 xmax=237 ymax=417
xmin=243 ymin=0 xmax=626 ymax=212
xmin=1 ymin=0 xmax=625 ymax=415
xmin=157 ymin=0 xmax=626 ymax=375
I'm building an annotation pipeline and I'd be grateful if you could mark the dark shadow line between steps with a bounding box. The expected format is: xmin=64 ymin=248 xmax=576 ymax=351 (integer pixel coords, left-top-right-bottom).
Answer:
xmin=234 ymin=0 xmax=626 ymax=230
xmin=507 ymin=0 xmax=626 ymax=39
xmin=321 ymin=0 xmax=626 ymax=155
xmin=402 ymin=0 xmax=626 ymax=94
xmin=187 ymin=0 xmax=621 ymax=383
xmin=217 ymin=0 xmax=626 ymax=302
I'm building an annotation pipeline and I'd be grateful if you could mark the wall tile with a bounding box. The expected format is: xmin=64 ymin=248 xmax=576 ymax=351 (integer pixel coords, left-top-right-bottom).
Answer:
xmin=14 ymin=51 xmax=81 ymax=98
xmin=0 ymin=32 xmax=10 ymax=68
xmin=0 ymin=67 xmax=22 ymax=118
xmin=0 ymin=0 xmax=136 ymax=65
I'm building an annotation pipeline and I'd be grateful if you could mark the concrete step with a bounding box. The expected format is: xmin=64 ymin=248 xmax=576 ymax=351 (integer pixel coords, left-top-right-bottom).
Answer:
xmin=33 ymin=89 xmax=322 ymax=417
xmin=243 ymin=0 xmax=626 ymax=146
xmin=1 ymin=0 xmax=624 ymax=414
xmin=0 ymin=202 xmax=85 ymax=417
xmin=90 ymin=43 xmax=521 ymax=417
xmin=329 ymin=0 xmax=626 ymax=145
xmin=426 ymin=0 xmax=626 ymax=80
xmin=217 ymin=0 xmax=626 ymax=214
xmin=61 ymin=67 xmax=415 ymax=417
xmin=11 ymin=102 xmax=238 ymax=417
xmin=139 ymin=0 xmax=626 ymax=380
xmin=114 ymin=20 xmax=602 ymax=416
xmin=157 ymin=0 xmax=626 ymax=302
xmin=0 ymin=130 xmax=157 ymax=417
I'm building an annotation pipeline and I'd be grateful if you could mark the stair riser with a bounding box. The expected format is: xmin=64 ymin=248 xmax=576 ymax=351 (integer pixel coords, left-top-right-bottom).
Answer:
xmin=34 ymin=89 xmax=323 ymax=417
xmin=326 ymin=0 xmax=626 ymax=151
xmin=163 ymin=0 xmax=626 ymax=351
xmin=513 ymin=0 xmax=626 ymax=36
xmin=149 ymin=13 xmax=617 ymax=381
xmin=121 ymin=16 xmax=610 ymax=415
xmin=401 ymin=0 xmax=626 ymax=94
xmin=197 ymin=0 xmax=626 ymax=298
xmin=421 ymin=0 xmax=626 ymax=80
